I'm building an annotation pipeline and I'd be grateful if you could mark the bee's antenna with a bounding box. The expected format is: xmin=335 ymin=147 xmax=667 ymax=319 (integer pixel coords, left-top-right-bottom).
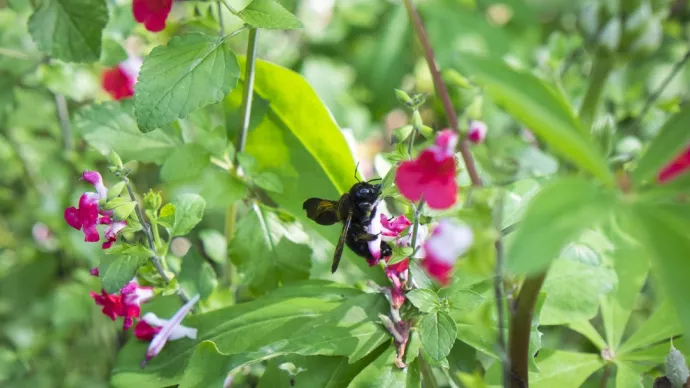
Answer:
xmin=367 ymin=178 xmax=382 ymax=183
xmin=354 ymin=163 xmax=361 ymax=183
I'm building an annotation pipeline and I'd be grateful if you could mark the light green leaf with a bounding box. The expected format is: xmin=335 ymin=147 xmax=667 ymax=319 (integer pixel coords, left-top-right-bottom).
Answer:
xmin=160 ymin=144 xmax=210 ymax=182
xmin=506 ymin=177 xmax=617 ymax=274
xmin=540 ymin=254 xmax=616 ymax=325
xmin=419 ymin=310 xmax=458 ymax=361
xmin=28 ymin=0 xmax=108 ymax=62
xmin=171 ymin=194 xmax=206 ymax=237
xmin=135 ymin=33 xmax=241 ymax=132
xmin=632 ymin=108 xmax=690 ymax=185
xmin=75 ymin=101 xmax=178 ymax=164
xmin=104 ymin=243 xmax=152 ymax=259
xmin=199 ymin=230 xmax=227 ymax=264
xmin=99 ymin=256 xmax=145 ymax=294
xmin=618 ymin=301 xmax=682 ymax=355
xmin=254 ymin=171 xmax=284 ymax=193
xmin=349 ymin=347 xmax=408 ymax=388
xmin=529 ymin=350 xmax=604 ymax=387
xmin=457 ymin=54 xmax=614 ymax=186
xmin=237 ymin=0 xmax=303 ymax=29
xmin=568 ymin=320 xmax=607 ymax=351
xmin=179 ymin=249 xmax=217 ymax=300
xmin=406 ymin=289 xmax=440 ymax=313
xmin=438 ymin=283 xmax=487 ymax=316
xmin=614 ymin=361 xmax=643 ymax=388
xmin=100 ymin=38 xmax=128 ymax=66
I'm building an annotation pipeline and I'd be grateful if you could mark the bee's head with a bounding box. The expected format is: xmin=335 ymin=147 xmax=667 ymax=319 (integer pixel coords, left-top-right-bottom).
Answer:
xmin=349 ymin=182 xmax=381 ymax=203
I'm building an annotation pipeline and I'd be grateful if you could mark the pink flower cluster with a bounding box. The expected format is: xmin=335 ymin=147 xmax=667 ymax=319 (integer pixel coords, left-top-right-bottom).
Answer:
xmin=658 ymin=145 xmax=690 ymax=183
xmin=91 ymin=280 xmax=154 ymax=330
xmin=102 ymin=57 xmax=142 ymax=101
xmin=64 ymin=171 xmax=126 ymax=249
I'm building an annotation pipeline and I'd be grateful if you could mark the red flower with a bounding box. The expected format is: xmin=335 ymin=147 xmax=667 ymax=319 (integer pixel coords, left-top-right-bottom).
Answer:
xmin=386 ymin=258 xmax=409 ymax=276
xmin=381 ymin=214 xmax=412 ymax=239
xmin=395 ymin=129 xmax=459 ymax=210
xmin=102 ymin=58 xmax=141 ymax=100
xmin=134 ymin=320 xmax=163 ymax=341
xmin=658 ymin=145 xmax=690 ymax=183
xmin=82 ymin=170 xmax=108 ymax=199
xmin=90 ymin=281 xmax=154 ymax=331
xmin=467 ymin=120 xmax=487 ymax=144
xmin=65 ymin=193 xmax=101 ymax=242
xmin=90 ymin=289 xmax=124 ymax=321
xmin=102 ymin=220 xmax=127 ymax=249
xmin=421 ymin=219 xmax=473 ymax=285
xmin=90 ymin=267 xmax=100 ymax=277
xmin=133 ymin=0 xmax=173 ymax=32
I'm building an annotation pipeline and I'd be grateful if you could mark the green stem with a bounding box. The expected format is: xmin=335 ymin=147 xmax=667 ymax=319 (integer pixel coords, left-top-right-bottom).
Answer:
xmin=53 ymin=94 xmax=73 ymax=153
xmin=219 ymin=0 xmax=237 ymax=14
xmin=508 ymin=271 xmax=547 ymax=388
xmin=418 ymin=353 xmax=439 ymax=388
xmin=493 ymin=193 xmax=509 ymax=388
xmin=578 ymin=55 xmax=614 ymax=129
xmin=409 ymin=199 xmax=425 ymax=257
xmin=217 ymin=1 xmax=225 ymax=36
xmin=407 ymin=126 xmax=417 ymax=157
xmin=636 ymin=49 xmax=690 ymax=124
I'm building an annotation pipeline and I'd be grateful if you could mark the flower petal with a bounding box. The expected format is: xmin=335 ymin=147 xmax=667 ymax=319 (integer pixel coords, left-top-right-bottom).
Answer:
xmin=132 ymin=0 xmax=173 ymax=32
xmin=658 ymin=145 xmax=690 ymax=183
xmin=144 ymin=294 xmax=200 ymax=363
xmin=395 ymin=160 xmax=425 ymax=202
xmin=82 ymin=171 xmax=108 ymax=200
xmin=134 ymin=319 xmax=162 ymax=341
xmin=64 ymin=207 xmax=82 ymax=230
xmin=467 ymin=121 xmax=487 ymax=144
xmin=366 ymin=205 xmax=383 ymax=261
xmin=102 ymin=66 xmax=135 ymax=100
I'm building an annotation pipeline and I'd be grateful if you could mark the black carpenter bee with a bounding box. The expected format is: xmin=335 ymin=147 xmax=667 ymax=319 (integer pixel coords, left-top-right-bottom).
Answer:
xmin=303 ymin=178 xmax=393 ymax=273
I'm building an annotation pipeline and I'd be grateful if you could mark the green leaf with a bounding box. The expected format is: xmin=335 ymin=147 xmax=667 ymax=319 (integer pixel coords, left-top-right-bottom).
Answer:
xmin=629 ymin=203 xmax=690 ymax=340
xmin=528 ymin=350 xmax=603 ymax=388
xmin=540 ymin=254 xmax=616 ymax=325
xmin=456 ymin=54 xmax=614 ymax=186
xmin=75 ymin=101 xmax=178 ymax=164
xmin=506 ymin=177 xmax=617 ymax=274
xmin=349 ymin=347 xmax=408 ymax=388
xmin=254 ymin=171 xmax=284 ymax=193
xmin=438 ymin=282 xmax=487 ymax=316
xmin=199 ymin=230 xmax=227 ymax=264
xmin=615 ymin=361 xmax=643 ymax=388
xmin=619 ymin=301 xmax=682 ymax=355
xmin=632 ymin=108 xmax=690 ymax=185
xmin=28 ymin=0 xmax=108 ymax=62
xmin=100 ymin=256 xmax=145 ymax=294
xmin=160 ymin=144 xmax=210 ymax=182
xmin=568 ymin=320 xmax=607 ymax=351
xmin=177 ymin=341 xmax=235 ymax=388
xmin=230 ymin=206 xmax=311 ymax=294
xmin=406 ymin=289 xmax=440 ymax=313
xmin=225 ymin=58 xmax=385 ymax=283
xmin=134 ymin=33 xmax=241 ymax=132
xmin=179 ymin=249 xmax=217 ymax=300
xmin=419 ymin=310 xmax=458 ymax=361
xmin=387 ymin=246 xmax=413 ymax=266
xmin=171 ymin=194 xmax=206 ymax=237
xmin=159 ymin=203 xmax=176 ymax=226
xmin=100 ymin=38 xmax=128 ymax=66
xmin=237 ymin=0 xmax=303 ymax=29
xmin=104 ymin=243 xmax=152 ymax=259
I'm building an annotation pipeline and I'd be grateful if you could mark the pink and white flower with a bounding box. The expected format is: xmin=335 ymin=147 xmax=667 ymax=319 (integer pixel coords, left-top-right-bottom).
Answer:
xmin=467 ymin=120 xmax=487 ymax=144
xmin=103 ymin=220 xmax=127 ymax=249
xmin=89 ymin=280 xmax=154 ymax=331
xmin=658 ymin=145 xmax=690 ymax=183
xmin=65 ymin=192 xmax=101 ymax=242
xmin=421 ymin=219 xmax=473 ymax=285
xmin=142 ymin=294 xmax=200 ymax=365
xmin=395 ymin=129 xmax=459 ymax=210
xmin=82 ymin=170 xmax=108 ymax=200
xmin=102 ymin=57 xmax=142 ymax=101
xmin=133 ymin=0 xmax=173 ymax=32
xmin=366 ymin=209 xmax=412 ymax=265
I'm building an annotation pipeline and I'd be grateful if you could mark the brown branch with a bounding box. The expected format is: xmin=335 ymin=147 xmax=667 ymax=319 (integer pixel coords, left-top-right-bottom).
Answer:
xmin=509 ymin=272 xmax=547 ymax=387
xmin=402 ymin=0 xmax=482 ymax=187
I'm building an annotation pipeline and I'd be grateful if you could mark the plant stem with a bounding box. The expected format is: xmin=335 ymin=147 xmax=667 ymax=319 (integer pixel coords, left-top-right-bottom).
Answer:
xmin=124 ymin=177 xmax=189 ymax=303
xmin=508 ymin=271 xmax=547 ymax=388
xmin=578 ymin=55 xmax=613 ymax=129
xmin=233 ymin=28 xmax=259 ymax=165
xmin=493 ymin=193 xmax=510 ymax=388
xmin=636 ymin=49 xmax=690 ymax=124
xmin=418 ymin=353 xmax=440 ymax=388
xmin=217 ymin=1 xmax=225 ymax=36
xmin=410 ymin=199 xmax=425 ymax=256
xmin=219 ymin=0 xmax=237 ymax=14
xmin=408 ymin=127 xmax=417 ymax=156
xmin=53 ymin=94 xmax=73 ymax=152
xmin=402 ymin=0 xmax=482 ymax=187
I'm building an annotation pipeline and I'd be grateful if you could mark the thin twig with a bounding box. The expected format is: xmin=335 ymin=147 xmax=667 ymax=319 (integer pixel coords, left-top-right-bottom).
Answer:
xmin=124 ymin=177 xmax=190 ymax=303
xmin=219 ymin=0 xmax=237 ymax=14
xmin=418 ymin=353 xmax=440 ymax=388
xmin=409 ymin=199 xmax=425 ymax=256
xmin=637 ymin=49 xmax=690 ymax=124
xmin=402 ymin=0 xmax=482 ymax=187
xmin=233 ymin=28 xmax=259 ymax=165
xmin=217 ymin=1 xmax=225 ymax=36
xmin=222 ymin=25 xmax=248 ymax=41
xmin=493 ymin=192 xmax=510 ymax=388
xmin=53 ymin=94 xmax=73 ymax=152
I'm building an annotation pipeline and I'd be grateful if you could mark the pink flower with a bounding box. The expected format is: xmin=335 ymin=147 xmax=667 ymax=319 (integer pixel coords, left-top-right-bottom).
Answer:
xmin=102 ymin=220 xmax=127 ymax=249
xmin=142 ymin=294 xmax=200 ymax=366
xmin=467 ymin=120 xmax=487 ymax=144
xmin=658 ymin=145 xmax=690 ymax=183
xmin=90 ymin=268 xmax=100 ymax=277
xmin=90 ymin=289 xmax=124 ymax=321
xmin=90 ymin=280 xmax=153 ymax=330
xmin=65 ymin=193 xmax=101 ymax=242
xmin=134 ymin=320 xmax=163 ymax=341
xmin=82 ymin=171 xmax=108 ymax=199
xmin=133 ymin=0 xmax=173 ymax=32
xmin=367 ymin=209 xmax=412 ymax=265
xmin=421 ymin=219 xmax=473 ymax=285
xmin=388 ymin=274 xmax=406 ymax=309
xmin=102 ymin=57 xmax=142 ymax=100
xmin=395 ymin=129 xmax=458 ymax=210
xmin=381 ymin=214 xmax=412 ymax=239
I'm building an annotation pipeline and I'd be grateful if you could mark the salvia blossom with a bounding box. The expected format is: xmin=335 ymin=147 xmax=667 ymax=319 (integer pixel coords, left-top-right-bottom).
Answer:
xmin=658 ymin=145 xmax=690 ymax=183
xmin=467 ymin=120 xmax=487 ymax=144
xmin=421 ymin=219 xmax=474 ymax=285
xmin=103 ymin=221 xmax=127 ymax=249
xmin=91 ymin=280 xmax=154 ymax=330
xmin=366 ymin=210 xmax=413 ymax=265
xmin=90 ymin=267 xmax=100 ymax=277
xmin=133 ymin=0 xmax=173 ymax=32
xmin=395 ymin=129 xmax=459 ymax=210
xmin=102 ymin=57 xmax=142 ymax=100
xmin=142 ymin=294 xmax=200 ymax=365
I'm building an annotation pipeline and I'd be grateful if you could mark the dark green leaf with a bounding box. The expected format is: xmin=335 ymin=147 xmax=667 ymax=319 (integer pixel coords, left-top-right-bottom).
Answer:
xmin=28 ymin=0 xmax=108 ymax=62
xmin=348 ymin=347 xmax=407 ymax=388
xmin=171 ymin=194 xmax=206 ymax=237
xmin=100 ymin=256 xmax=145 ymax=294
xmin=75 ymin=101 xmax=178 ymax=164
xmin=406 ymin=288 xmax=440 ymax=313
xmin=179 ymin=249 xmax=217 ymax=300
xmin=160 ymin=144 xmax=210 ymax=182
xmin=134 ymin=33 xmax=241 ymax=132
xmin=419 ymin=310 xmax=457 ymax=361
xmin=506 ymin=177 xmax=617 ymax=274
xmin=237 ymin=0 xmax=303 ymax=30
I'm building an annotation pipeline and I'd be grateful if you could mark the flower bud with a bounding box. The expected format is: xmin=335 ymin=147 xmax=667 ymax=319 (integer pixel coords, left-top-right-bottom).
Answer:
xmin=109 ymin=150 xmax=124 ymax=172
xmin=599 ymin=18 xmax=622 ymax=52
xmin=144 ymin=190 xmax=162 ymax=212
xmin=443 ymin=69 xmax=473 ymax=89
xmin=666 ymin=344 xmax=690 ymax=388
xmin=107 ymin=181 xmax=126 ymax=201
xmin=412 ymin=110 xmax=423 ymax=131
xmin=395 ymin=89 xmax=413 ymax=107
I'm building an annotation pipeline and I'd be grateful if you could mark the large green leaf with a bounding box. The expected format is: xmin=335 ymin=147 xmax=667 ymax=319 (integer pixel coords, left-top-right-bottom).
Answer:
xmin=111 ymin=281 xmax=363 ymax=387
xmin=629 ymin=203 xmax=690 ymax=339
xmin=74 ymin=101 xmax=179 ymax=164
xmin=348 ymin=346 xmax=408 ymax=388
xmin=99 ymin=256 xmax=145 ymax=294
xmin=160 ymin=144 xmax=211 ymax=183
xmin=237 ymin=0 xmax=303 ymax=29
xmin=134 ymin=33 xmax=241 ymax=132
xmin=632 ymin=108 xmax=690 ymax=185
xmin=179 ymin=249 xmax=217 ymax=301
xmin=618 ymin=301 xmax=682 ymax=355
xmin=225 ymin=58 xmax=384 ymax=282
xmin=419 ymin=310 xmax=458 ymax=361
xmin=28 ymin=0 xmax=108 ymax=62
xmin=506 ymin=177 xmax=617 ymax=274
xmin=456 ymin=54 xmax=614 ymax=186
xmin=171 ymin=194 xmax=206 ymax=237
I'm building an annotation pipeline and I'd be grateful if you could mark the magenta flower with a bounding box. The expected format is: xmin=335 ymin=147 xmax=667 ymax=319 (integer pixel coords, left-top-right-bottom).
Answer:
xmin=395 ymin=129 xmax=459 ymax=210
xmin=102 ymin=220 xmax=127 ymax=249
xmin=467 ymin=120 xmax=487 ymax=144
xmin=134 ymin=319 xmax=163 ymax=341
xmin=381 ymin=214 xmax=412 ymax=239
xmin=366 ymin=208 xmax=412 ymax=265
xmin=90 ymin=289 xmax=124 ymax=321
xmin=133 ymin=0 xmax=173 ymax=32
xmin=102 ymin=57 xmax=141 ymax=101
xmin=90 ymin=280 xmax=153 ymax=330
xmin=421 ymin=219 xmax=473 ymax=285
xmin=65 ymin=193 xmax=101 ymax=242
xmin=90 ymin=268 xmax=100 ymax=277
xmin=143 ymin=294 xmax=200 ymax=365
xmin=658 ymin=145 xmax=690 ymax=183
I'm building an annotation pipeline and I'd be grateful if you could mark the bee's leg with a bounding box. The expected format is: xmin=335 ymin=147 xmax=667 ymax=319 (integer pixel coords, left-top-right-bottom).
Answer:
xmin=357 ymin=232 xmax=379 ymax=241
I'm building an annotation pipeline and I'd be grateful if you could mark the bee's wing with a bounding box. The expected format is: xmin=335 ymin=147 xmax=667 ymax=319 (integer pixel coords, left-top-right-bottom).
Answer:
xmin=331 ymin=208 xmax=353 ymax=274
xmin=303 ymin=198 xmax=341 ymax=225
